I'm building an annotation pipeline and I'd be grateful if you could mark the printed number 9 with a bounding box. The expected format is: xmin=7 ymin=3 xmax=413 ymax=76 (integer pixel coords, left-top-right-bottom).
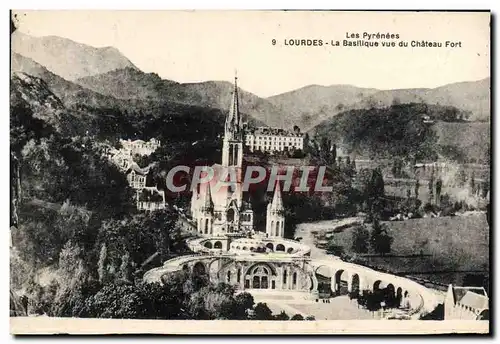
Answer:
xmin=272 ymin=39 xmax=276 ymax=45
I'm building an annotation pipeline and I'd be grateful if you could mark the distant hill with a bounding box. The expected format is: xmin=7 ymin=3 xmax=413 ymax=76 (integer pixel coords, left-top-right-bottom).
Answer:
xmin=11 ymin=52 xmax=122 ymax=109
xmin=269 ymin=78 xmax=490 ymax=130
xmin=75 ymin=69 xmax=274 ymax=126
xmin=311 ymin=102 xmax=490 ymax=164
xmin=12 ymin=32 xmax=489 ymax=129
xmin=267 ymin=84 xmax=380 ymax=130
xmin=11 ymin=31 xmax=138 ymax=80
xmin=354 ymin=78 xmax=490 ymax=122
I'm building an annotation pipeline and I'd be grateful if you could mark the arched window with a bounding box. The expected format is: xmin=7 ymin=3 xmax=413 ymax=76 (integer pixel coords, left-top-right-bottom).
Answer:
xmin=237 ymin=268 xmax=241 ymax=283
xmin=292 ymin=272 xmax=297 ymax=287
xmin=214 ymin=241 xmax=222 ymax=249
xmin=204 ymin=219 xmax=209 ymax=234
xmin=283 ymin=269 xmax=287 ymax=284
xmin=276 ymin=221 xmax=280 ymax=236
xmin=227 ymin=271 xmax=231 ymax=283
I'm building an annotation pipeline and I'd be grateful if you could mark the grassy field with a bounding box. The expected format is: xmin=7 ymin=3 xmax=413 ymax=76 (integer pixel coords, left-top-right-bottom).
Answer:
xmin=327 ymin=213 xmax=489 ymax=286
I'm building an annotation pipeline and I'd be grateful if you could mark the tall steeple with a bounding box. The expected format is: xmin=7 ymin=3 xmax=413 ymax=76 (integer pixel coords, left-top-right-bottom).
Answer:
xmin=201 ymin=183 xmax=214 ymax=212
xmin=266 ymin=182 xmax=285 ymax=238
xmin=222 ymin=71 xmax=244 ymax=169
xmin=225 ymin=72 xmax=242 ymax=139
xmin=271 ymin=182 xmax=284 ymax=211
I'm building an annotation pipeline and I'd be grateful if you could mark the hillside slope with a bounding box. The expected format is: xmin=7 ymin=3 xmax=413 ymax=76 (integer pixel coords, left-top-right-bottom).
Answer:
xmin=11 ymin=31 xmax=138 ymax=80
xmin=11 ymin=52 xmax=122 ymax=109
xmin=269 ymin=78 xmax=490 ymax=129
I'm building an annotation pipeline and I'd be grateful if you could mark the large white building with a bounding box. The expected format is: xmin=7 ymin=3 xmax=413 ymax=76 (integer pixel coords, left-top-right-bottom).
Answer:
xmin=245 ymin=127 xmax=304 ymax=153
xmin=120 ymin=138 xmax=161 ymax=157
xmin=190 ymin=76 xmax=284 ymax=238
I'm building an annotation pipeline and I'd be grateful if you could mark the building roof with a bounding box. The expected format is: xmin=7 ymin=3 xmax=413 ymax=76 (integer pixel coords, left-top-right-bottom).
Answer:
xmin=246 ymin=126 xmax=303 ymax=137
xmin=452 ymin=286 xmax=489 ymax=310
xmin=127 ymin=162 xmax=151 ymax=176
xmin=270 ymin=183 xmax=284 ymax=210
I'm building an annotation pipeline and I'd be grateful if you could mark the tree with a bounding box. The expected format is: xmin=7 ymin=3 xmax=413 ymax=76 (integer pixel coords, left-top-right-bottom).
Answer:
xmin=305 ymin=315 xmax=316 ymax=321
xmin=369 ymin=217 xmax=393 ymax=256
xmin=234 ymin=292 xmax=254 ymax=315
xmin=351 ymin=225 xmax=370 ymax=253
xmin=253 ymin=302 xmax=274 ymax=320
xmin=291 ymin=314 xmax=304 ymax=320
xmin=274 ymin=311 xmax=290 ymax=320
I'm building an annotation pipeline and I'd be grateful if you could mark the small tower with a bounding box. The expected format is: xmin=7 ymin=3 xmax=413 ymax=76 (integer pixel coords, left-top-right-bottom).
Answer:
xmin=198 ymin=183 xmax=214 ymax=236
xmin=266 ymin=183 xmax=285 ymax=238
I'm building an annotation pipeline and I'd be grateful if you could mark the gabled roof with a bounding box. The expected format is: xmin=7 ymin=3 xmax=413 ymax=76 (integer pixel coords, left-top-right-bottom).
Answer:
xmin=127 ymin=162 xmax=151 ymax=176
xmin=452 ymin=286 xmax=489 ymax=310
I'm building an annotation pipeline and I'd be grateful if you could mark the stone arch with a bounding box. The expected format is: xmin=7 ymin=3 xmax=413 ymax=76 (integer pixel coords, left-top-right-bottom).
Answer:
xmin=204 ymin=242 xmax=213 ymax=249
xmin=373 ymin=280 xmax=382 ymax=291
xmin=214 ymin=241 xmax=222 ymax=249
xmin=276 ymin=244 xmax=285 ymax=252
xmin=396 ymin=287 xmax=403 ymax=305
xmin=350 ymin=273 xmax=361 ymax=295
xmin=192 ymin=262 xmax=207 ymax=276
xmin=333 ymin=269 xmax=349 ymax=295
xmin=266 ymin=243 xmax=274 ymax=251
xmin=227 ymin=208 xmax=235 ymax=222
xmin=287 ymin=247 xmax=294 ymax=254
xmin=244 ymin=263 xmax=276 ymax=289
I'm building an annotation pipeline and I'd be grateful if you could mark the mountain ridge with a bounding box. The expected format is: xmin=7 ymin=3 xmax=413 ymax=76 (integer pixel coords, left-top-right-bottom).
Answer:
xmin=11 ymin=31 xmax=138 ymax=80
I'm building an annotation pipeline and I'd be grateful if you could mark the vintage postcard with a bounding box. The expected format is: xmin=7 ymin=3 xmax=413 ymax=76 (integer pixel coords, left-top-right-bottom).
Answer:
xmin=9 ymin=10 xmax=490 ymax=335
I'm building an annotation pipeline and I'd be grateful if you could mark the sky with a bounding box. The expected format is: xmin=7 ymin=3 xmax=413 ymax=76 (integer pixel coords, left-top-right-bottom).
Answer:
xmin=12 ymin=10 xmax=490 ymax=97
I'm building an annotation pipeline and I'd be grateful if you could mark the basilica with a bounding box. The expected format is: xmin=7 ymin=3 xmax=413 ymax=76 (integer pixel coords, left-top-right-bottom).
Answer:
xmin=190 ymin=76 xmax=285 ymax=239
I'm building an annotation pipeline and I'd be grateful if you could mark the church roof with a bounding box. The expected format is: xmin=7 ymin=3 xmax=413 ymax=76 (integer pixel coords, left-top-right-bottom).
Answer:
xmin=127 ymin=162 xmax=153 ymax=176
xmin=271 ymin=183 xmax=284 ymax=210
xmin=225 ymin=75 xmax=242 ymax=138
xmin=202 ymin=182 xmax=214 ymax=210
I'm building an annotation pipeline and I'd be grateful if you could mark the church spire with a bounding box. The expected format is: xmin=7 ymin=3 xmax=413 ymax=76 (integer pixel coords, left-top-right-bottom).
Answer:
xmin=201 ymin=182 xmax=214 ymax=212
xmin=271 ymin=182 xmax=284 ymax=210
xmin=226 ymin=71 xmax=241 ymax=137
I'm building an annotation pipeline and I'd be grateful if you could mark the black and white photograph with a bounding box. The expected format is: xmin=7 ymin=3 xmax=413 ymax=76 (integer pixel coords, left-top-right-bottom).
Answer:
xmin=9 ymin=10 xmax=491 ymax=335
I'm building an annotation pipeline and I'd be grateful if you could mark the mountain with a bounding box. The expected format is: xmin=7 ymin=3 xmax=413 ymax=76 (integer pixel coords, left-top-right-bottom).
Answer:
xmin=11 ymin=51 xmax=122 ymax=109
xmin=10 ymin=71 xmax=65 ymax=128
xmin=11 ymin=31 xmax=138 ymax=80
xmin=270 ymin=78 xmax=490 ymax=130
xmin=354 ymin=78 xmax=490 ymax=122
xmin=75 ymin=69 xmax=278 ymax=126
xmin=267 ymin=85 xmax=380 ymax=130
